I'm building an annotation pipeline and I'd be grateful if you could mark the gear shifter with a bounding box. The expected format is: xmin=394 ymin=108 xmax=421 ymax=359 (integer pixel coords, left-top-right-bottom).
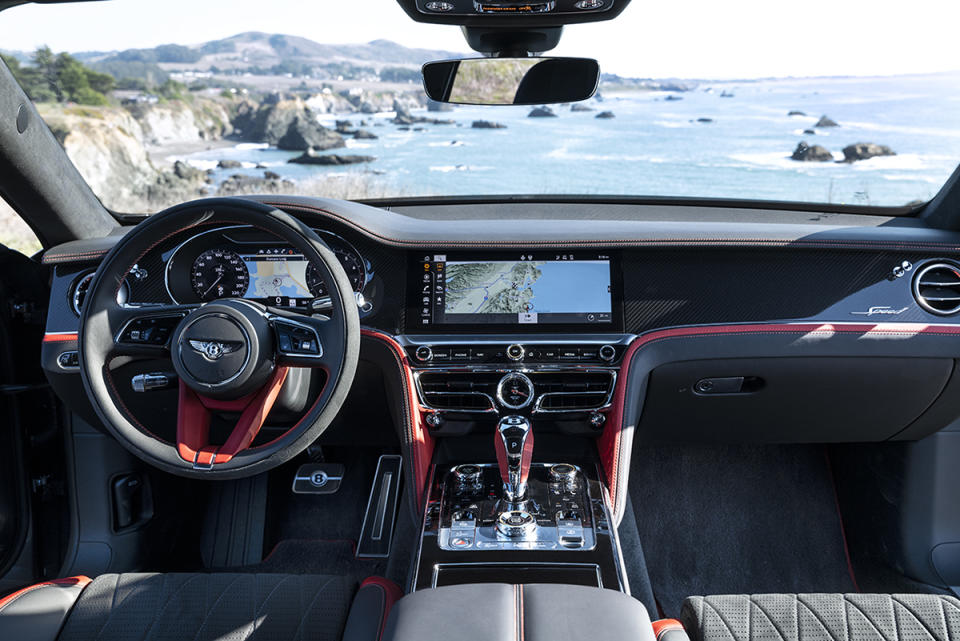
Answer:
xmin=494 ymin=416 xmax=534 ymax=501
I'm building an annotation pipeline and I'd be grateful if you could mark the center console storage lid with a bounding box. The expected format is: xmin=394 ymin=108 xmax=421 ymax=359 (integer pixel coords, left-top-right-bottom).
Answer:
xmin=383 ymin=583 xmax=655 ymax=641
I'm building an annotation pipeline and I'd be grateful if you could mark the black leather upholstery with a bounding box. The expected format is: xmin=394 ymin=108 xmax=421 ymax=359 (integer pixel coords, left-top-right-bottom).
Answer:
xmin=383 ymin=583 xmax=656 ymax=641
xmin=681 ymin=594 xmax=960 ymax=641
xmin=0 ymin=572 xmax=398 ymax=641
xmin=56 ymin=573 xmax=355 ymax=641
xmin=0 ymin=577 xmax=89 ymax=641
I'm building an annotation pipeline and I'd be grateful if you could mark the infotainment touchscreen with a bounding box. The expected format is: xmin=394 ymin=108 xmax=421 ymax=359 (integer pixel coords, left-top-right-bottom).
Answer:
xmin=411 ymin=251 xmax=620 ymax=329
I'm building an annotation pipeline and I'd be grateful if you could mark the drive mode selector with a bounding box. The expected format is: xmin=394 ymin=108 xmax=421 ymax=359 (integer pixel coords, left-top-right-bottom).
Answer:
xmin=496 ymin=372 xmax=534 ymax=410
xmin=506 ymin=344 xmax=525 ymax=361
xmin=496 ymin=510 xmax=536 ymax=538
xmin=549 ymin=463 xmax=579 ymax=492
xmin=453 ymin=464 xmax=483 ymax=489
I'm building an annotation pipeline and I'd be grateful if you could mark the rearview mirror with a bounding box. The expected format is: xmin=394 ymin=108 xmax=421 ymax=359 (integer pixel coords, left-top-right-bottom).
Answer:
xmin=422 ymin=57 xmax=600 ymax=106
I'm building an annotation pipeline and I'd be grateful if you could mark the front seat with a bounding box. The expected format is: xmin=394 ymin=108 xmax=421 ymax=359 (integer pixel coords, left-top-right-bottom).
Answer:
xmin=666 ymin=593 xmax=960 ymax=641
xmin=0 ymin=572 xmax=401 ymax=641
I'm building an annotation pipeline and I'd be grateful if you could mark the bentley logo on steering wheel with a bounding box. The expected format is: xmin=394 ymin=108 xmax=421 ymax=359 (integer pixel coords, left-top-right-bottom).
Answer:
xmin=188 ymin=340 xmax=242 ymax=361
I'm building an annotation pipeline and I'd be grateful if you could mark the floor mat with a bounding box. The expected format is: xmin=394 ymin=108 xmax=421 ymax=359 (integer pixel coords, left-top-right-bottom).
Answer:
xmin=629 ymin=444 xmax=857 ymax=617
xmin=250 ymin=539 xmax=386 ymax=579
xmin=265 ymin=448 xmax=383 ymax=546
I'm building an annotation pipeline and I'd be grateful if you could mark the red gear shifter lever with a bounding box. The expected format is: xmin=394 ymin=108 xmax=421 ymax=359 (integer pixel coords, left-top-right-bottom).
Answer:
xmin=494 ymin=416 xmax=534 ymax=501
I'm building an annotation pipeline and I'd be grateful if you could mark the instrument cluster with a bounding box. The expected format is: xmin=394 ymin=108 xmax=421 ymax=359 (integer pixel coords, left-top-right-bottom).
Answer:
xmin=164 ymin=225 xmax=370 ymax=311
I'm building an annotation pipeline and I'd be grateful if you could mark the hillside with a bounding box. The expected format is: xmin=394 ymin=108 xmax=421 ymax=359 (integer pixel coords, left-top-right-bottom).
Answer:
xmin=70 ymin=33 xmax=464 ymax=78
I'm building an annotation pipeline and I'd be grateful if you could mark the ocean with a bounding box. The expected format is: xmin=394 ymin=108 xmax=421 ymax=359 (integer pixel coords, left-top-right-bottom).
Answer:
xmin=173 ymin=72 xmax=960 ymax=207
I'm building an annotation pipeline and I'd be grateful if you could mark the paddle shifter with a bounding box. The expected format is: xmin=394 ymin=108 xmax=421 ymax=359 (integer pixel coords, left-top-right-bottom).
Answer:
xmin=494 ymin=416 xmax=534 ymax=502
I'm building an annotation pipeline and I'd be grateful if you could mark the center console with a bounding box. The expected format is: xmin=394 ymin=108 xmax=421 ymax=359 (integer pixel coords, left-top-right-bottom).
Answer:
xmin=411 ymin=414 xmax=626 ymax=591
xmin=403 ymin=249 xmax=631 ymax=593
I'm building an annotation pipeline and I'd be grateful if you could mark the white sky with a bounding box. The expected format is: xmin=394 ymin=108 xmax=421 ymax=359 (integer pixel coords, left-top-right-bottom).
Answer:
xmin=1 ymin=0 xmax=958 ymax=79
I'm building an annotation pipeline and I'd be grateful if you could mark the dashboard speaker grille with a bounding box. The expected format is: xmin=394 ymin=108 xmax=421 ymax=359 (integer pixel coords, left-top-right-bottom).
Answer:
xmin=914 ymin=262 xmax=960 ymax=315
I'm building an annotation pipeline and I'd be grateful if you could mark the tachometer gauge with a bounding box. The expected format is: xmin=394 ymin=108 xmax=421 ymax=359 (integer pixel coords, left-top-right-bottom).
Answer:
xmin=305 ymin=244 xmax=367 ymax=297
xmin=190 ymin=249 xmax=249 ymax=301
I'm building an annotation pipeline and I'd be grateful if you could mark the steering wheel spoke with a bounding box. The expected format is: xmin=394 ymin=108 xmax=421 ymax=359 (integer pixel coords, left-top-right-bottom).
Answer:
xmin=269 ymin=309 xmax=340 ymax=371
xmin=107 ymin=305 xmax=198 ymax=357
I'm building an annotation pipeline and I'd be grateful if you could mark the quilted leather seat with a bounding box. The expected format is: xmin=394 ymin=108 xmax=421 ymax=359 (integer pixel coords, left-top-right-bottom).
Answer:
xmin=680 ymin=594 xmax=960 ymax=641
xmin=0 ymin=572 xmax=401 ymax=641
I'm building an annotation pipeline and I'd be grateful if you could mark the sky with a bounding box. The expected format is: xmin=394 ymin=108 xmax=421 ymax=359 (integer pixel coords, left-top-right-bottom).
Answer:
xmin=1 ymin=0 xmax=959 ymax=79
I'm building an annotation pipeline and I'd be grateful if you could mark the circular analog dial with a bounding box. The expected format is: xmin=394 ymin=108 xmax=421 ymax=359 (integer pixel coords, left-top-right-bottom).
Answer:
xmin=305 ymin=242 xmax=366 ymax=297
xmin=190 ymin=249 xmax=250 ymax=301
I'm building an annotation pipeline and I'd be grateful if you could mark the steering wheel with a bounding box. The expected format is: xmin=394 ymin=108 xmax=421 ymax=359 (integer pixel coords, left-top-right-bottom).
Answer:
xmin=78 ymin=198 xmax=360 ymax=478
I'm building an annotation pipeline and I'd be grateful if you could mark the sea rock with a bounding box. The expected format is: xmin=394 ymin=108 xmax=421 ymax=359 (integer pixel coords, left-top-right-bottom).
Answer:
xmin=472 ymin=120 xmax=507 ymax=129
xmin=595 ymin=111 xmax=615 ymax=119
xmin=570 ymin=104 xmax=595 ymax=112
xmin=393 ymin=99 xmax=414 ymax=125
xmin=288 ymin=151 xmax=376 ymax=165
xmin=788 ymin=110 xmax=807 ymax=117
xmin=803 ymin=129 xmax=816 ymax=135
xmin=234 ymin=96 xmax=344 ymax=151
xmin=697 ymin=117 xmax=714 ymax=123
xmin=841 ymin=143 xmax=896 ymax=162
xmin=359 ymin=101 xmax=378 ymax=114
xmin=815 ymin=115 xmax=839 ymax=127
xmin=664 ymin=94 xmax=683 ymax=101
xmin=353 ymin=129 xmax=379 ymax=139
xmin=217 ymin=159 xmax=243 ymax=169
xmin=720 ymin=90 xmax=735 ymax=98
xmin=790 ymin=142 xmax=834 ymax=162
xmin=276 ymin=116 xmax=345 ymax=151
xmin=173 ymin=160 xmax=207 ymax=182
xmin=217 ymin=173 xmax=294 ymax=196
xmin=528 ymin=106 xmax=557 ymax=118
xmin=263 ymin=170 xmax=281 ymax=180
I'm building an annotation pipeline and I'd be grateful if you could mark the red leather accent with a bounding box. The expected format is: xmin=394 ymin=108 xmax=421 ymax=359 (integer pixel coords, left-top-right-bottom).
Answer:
xmin=0 ymin=576 xmax=91 ymax=611
xmin=361 ymin=330 xmax=434 ymax=509
xmin=597 ymin=322 xmax=960 ymax=518
xmin=494 ymin=430 xmax=510 ymax=485
xmin=42 ymin=332 xmax=78 ymax=343
xmin=360 ymin=576 xmax=404 ymax=641
xmin=653 ymin=619 xmax=685 ymax=640
xmin=519 ymin=429 xmax=533 ymax=486
xmin=176 ymin=367 xmax=289 ymax=465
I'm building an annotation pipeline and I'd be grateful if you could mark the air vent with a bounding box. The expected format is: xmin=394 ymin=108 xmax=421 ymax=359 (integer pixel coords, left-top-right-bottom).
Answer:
xmin=417 ymin=372 xmax=500 ymax=412
xmin=914 ymin=262 xmax=960 ymax=315
xmin=530 ymin=371 xmax=615 ymax=412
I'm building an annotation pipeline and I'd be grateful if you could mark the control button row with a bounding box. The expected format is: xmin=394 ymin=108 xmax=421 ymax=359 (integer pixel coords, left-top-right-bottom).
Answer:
xmin=117 ymin=314 xmax=184 ymax=346
xmin=274 ymin=321 xmax=321 ymax=356
xmin=411 ymin=344 xmax=619 ymax=363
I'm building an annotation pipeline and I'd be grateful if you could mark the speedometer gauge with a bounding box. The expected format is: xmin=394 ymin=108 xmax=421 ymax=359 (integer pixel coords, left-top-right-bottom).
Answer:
xmin=305 ymin=244 xmax=367 ymax=297
xmin=190 ymin=249 xmax=249 ymax=301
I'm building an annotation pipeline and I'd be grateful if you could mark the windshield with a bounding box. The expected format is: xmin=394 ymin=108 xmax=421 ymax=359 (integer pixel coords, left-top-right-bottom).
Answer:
xmin=1 ymin=0 xmax=958 ymax=214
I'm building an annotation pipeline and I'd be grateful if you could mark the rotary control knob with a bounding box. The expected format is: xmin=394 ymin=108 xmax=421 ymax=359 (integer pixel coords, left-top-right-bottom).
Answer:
xmin=549 ymin=463 xmax=579 ymax=492
xmin=453 ymin=464 xmax=483 ymax=489
xmin=496 ymin=510 xmax=536 ymax=538
xmin=415 ymin=345 xmax=433 ymax=362
xmin=599 ymin=344 xmax=616 ymax=362
xmin=506 ymin=344 xmax=525 ymax=361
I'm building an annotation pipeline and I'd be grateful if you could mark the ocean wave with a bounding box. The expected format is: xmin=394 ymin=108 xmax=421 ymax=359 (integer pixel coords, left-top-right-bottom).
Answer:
xmin=837 ymin=120 xmax=960 ymax=138
xmin=428 ymin=140 xmax=468 ymax=147
xmin=233 ymin=143 xmax=270 ymax=151
xmin=345 ymin=140 xmax=373 ymax=149
xmin=429 ymin=165 xmax=494 ymax=172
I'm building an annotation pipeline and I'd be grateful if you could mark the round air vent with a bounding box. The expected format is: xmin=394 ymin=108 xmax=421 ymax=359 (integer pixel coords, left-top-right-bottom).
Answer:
xmin=70 ymin=271 xmax=129 ymax=316
xmin=913 ymin=262 xmax=960 ymax=315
